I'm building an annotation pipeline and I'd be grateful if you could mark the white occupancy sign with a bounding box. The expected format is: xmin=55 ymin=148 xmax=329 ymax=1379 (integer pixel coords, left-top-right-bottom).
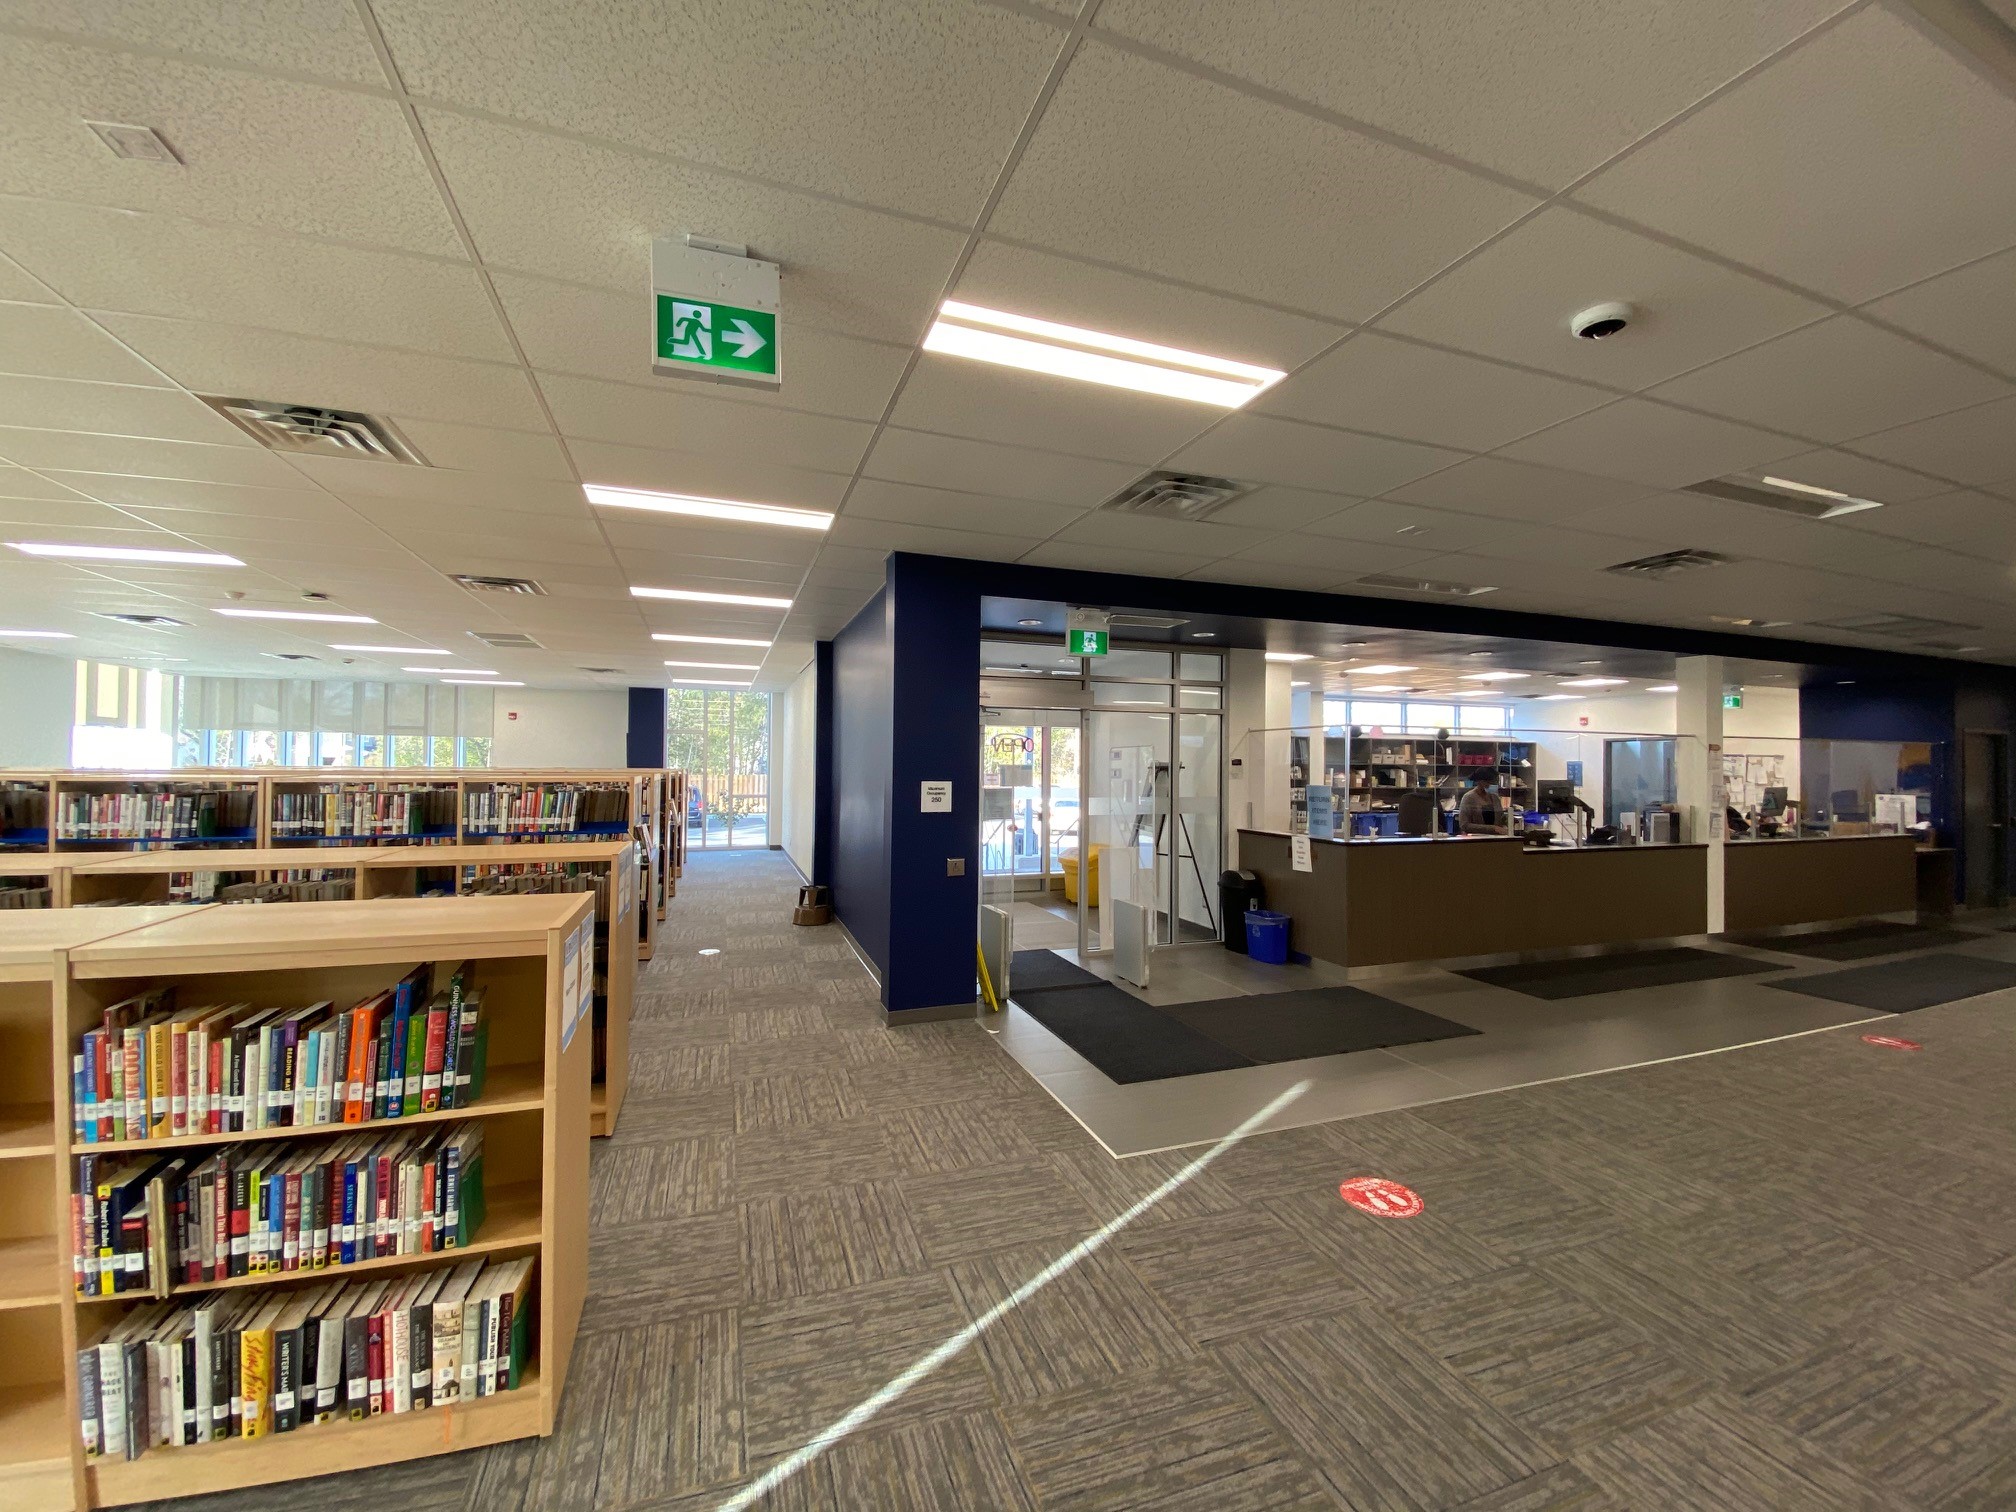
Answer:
xmin=920 ymin=781 xmax=953 ymax=813
xmin=651 ymin=236 xmax=782 ymax=390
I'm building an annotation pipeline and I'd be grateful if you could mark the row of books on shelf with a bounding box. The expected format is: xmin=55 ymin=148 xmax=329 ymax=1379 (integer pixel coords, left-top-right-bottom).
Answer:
xmin=81 ymin=1254 xmax=533 ymax=1460
xmin=270 ymin=787 xmax=458 ymax=838
xmin=73 ymin=963 xmax=490 ymax=1144
xmin=74 ymin=1121 xmax=486 ymax=1296
xmin=1 ymin=880 xmax=52 ymax=907
xmin=462 ymin=782 xmax=629 ymax=832
xmin=56 ymin=789 xmax=258 ymax=841
xmin=463 ymin=864 xmax=609 ymax=916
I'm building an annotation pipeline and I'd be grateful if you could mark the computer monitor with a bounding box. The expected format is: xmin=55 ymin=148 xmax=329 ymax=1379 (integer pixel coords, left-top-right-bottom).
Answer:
xmin=1538 ymin=780 xmax=1576 ymax=814
xmin=1760 ymin=786 xmax=1788 ymax=817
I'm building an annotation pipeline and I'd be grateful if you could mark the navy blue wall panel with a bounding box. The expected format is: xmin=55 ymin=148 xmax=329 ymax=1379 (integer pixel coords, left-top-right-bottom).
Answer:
xmin=625 ymin=686 xmax=666 ymax=769
xmin=830 ymin=590 xmax=893 ymax=981
xmin=812 ymin=639 xmax=836 ymax=888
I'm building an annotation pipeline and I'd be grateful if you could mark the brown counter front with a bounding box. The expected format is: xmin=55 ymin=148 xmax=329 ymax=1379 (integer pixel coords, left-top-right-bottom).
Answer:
xmin=1723 ymin=834 xmax=1920 ymax=931
xmin=1238 ymin=831 xmax=1709 ymax=967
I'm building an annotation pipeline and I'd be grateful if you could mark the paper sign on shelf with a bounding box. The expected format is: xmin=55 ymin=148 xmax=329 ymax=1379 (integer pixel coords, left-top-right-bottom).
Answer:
xmin=560 ymin=925 xmax=583 ymax=1051
xmin=576 ymin=908 xmax=596 ymax=1026
xmin=1291 ymin=834 xmax=1313 ymax=872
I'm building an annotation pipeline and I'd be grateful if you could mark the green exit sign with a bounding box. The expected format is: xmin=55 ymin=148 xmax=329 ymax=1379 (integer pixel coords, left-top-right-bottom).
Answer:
xmin=655 ymin=295 xmax=777 ymax=380
xmin=1068 ymin=628 xmax=1108 ymax=656
xmin=1723 ymin=692 xmax=1743 ymax=709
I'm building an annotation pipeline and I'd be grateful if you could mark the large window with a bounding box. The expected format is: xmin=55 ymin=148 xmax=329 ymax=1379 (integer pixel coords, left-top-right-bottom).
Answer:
xmin=174 ymin=677 xmax=493 ymax=768
xmin=668 ymin=688 xmax=770 ymax=849
xmin=71 ymin=660 xmax=175 ymax=768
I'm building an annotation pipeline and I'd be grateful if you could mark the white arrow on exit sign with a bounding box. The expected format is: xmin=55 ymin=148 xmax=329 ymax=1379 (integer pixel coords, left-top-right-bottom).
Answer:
xmin=723 ymin=317 xmax=767 ymax=360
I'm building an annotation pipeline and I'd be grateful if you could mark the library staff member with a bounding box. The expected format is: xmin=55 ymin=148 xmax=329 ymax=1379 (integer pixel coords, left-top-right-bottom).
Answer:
xmin=1458 ymin=772 xmax=1507 ymax=835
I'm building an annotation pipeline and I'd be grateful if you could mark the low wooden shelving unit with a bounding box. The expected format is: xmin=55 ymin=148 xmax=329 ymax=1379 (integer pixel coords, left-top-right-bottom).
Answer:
xmin=67 ymin=849 xmax=393 ymax=909
xmin=0 ymin=895 xmax=589 ymax=1509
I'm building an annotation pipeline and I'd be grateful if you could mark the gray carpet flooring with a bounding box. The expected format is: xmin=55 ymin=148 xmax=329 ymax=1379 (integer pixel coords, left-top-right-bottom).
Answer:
xmin=138 ymin=851 xmax=2016 ymax=1511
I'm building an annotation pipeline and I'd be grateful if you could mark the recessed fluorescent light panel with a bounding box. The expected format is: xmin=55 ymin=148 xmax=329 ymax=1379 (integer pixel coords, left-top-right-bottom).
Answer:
xmin=1558 ymin=677 xmax=1627 ymax=687
xmin=1461 ymin=671 xmax=1529 ymax=682
xmin=1356 ymin=684 xmax=1414 ymax=693
xmin=1264 ymin=652 xmax=1313 ymax=663
xmin=214 ymin=609 xmax=375 ymax=623
xmin=1648 ymin=684 xmax=1679 ymax=693
xmin=584 ymin=484 xmax=832 ymax=531
xmin=669 ymin=678 xmax=753 ymax=687
xmin=10 ymin=541 xmax=244 ymax=566
xmin=332 ymin=644 xmax=447 ymax=655
xmin=922 ymin=300 xmax=1285 ymax=408
xmin=412 ymin=667 xmax=496 ymax=676
xmin=1352 ymin=664 xmax=1418 ymax=676
xmin=1534 ymin=693 xmax=1579 ymax=701
xmin=631 ymin=586 xmax=793 ymax=610
xmin=663 ymin=660 xmax=760 ymax=671
xmin=0 ymin=628 xmax=74 ymax=638
xmin=445 ymin=679 xmax=522 ymax=686
xmin=1759 ymin=476 xmax=1886 ymax=517
xmin=652 ymin=633 xmax=773 ymax=648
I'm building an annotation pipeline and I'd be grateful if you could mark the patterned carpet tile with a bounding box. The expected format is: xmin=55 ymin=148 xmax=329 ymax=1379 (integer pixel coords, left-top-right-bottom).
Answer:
xmin=739 ymin=1179 xmax=931 ymax=1303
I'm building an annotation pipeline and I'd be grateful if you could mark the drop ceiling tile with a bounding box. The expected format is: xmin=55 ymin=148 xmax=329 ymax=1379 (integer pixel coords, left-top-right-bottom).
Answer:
xmin=1835 ymin=488 xmax=2016 ymax=550
xmin=538 ymin=373 xmax=873 ymax=474
xmin=0 ymin=463 xmax=95 ymax=502
xmin=0 ymin=37 xmax=458 ymax=256
xmin=421 ymin=110 xmax=965 ymax=344
xmin=1380 ymin=456 xmax=1657 ymax=523
xmin=1744 ymin=448 xmax=1953 ymax=505
xmin=1049 ymin=510 xmax=1254 ymax=558
xmin=1300 ymin=499 xmax=1511 ymax=554
xmin=0 ymin=256 xmax=56 ymax=304
xmin=956 ymin=238 xmax=1347 ymax=371
xmin=92 ymin=313 xmax=549 ymax=432
xmin=0 ymin=496 xmax=141 ymax=532
xmin=386 ymin=419 xmax=575 ymax=481
xmin=490 ymin=272 xmax=909 ymax=422
xmin=1574 ymin=7 xmax=2016 ymax=302
xmin=888 ymin=352 xmax=1219 ymax=463
xmin=0 ymin=375 xmax=250 ymax=445
xmin=1255 ymin=332 xmax=1613 ymax=450
xmin=1096 ymin=0 xmax=1852 ymax=188
xmin=1203 ymin=485 xmax=1358 ymax=532
xmin=1378 ymin=207 xmax=1830 ymax=388
xmin=807 ymin=545 xmax=890 ymax=581
xmin=1861 ymin=247 xmax=2016 ymax=378
xmin=4 ymin=0 xmax=388 ymax=83
xmin=1016 ymin=539 xmax=1215 ymax=576
xmin=1166 ymin=412 xmax=1465 ymax=495
xmin=118 ymin=507 xmax=374 ymax=549
xmin=1847 ymin=395 xmax=2016 ymax=487
xmin=566 ymin=439 xmax=850 ymax=512
xmin=595 ymin=516 xmax=822 ymax=568
xmin=860 ymin=427 xmax=1137 ymax=509
xmin=0 ymin=302 xmax=172 ymax=386
xmin=1186 ymin=558 xmax=1347 ymax=592
xmin=282 ymin=457 xmax=584 ymax=512
xmin=343 ymin=498 xmax=598 ymax=543
xmin=826 ymin=516 xmax=1042 ymax=561
xmin=989 ymin=40 xmax=1535 ymax=322
xmin=1648 ymin=316 xmax=2011 ymax=442
xmin=0 ymin=200 xmax=513 ymax=361
xmin=374 ymin=0 xmax=1062 ymax=222
xmin=610 ymin=549 xmax=809 ymax=591
xmin=844 ymin=478 xmax=1084 ymax=538
xmin=1497 ymin=398 xmax=1806 ymax=488
xmin=0 ymin=431 xmax=303 ymax=486
xmin=1227 ymin=533 xmax=1440 ymax=576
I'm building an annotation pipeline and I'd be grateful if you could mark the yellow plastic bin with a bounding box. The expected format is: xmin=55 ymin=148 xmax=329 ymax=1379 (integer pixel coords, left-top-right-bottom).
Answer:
xmin=1060 ymin=846 xmax=1101 ymax=905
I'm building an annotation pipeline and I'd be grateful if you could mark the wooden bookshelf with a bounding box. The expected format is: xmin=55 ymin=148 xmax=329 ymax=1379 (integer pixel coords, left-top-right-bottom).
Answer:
xmin=2 ymin=862 xmax=77 ymax=912
xmin=8 ymin=894 xmax=591 ymax=1507
xmin=0 ymin=907 xmax=196 ymax=1512
xmin=67 ymin=849 xmax=393 ymax=909
xmin=0 ymin=774 xmax=263 ymax=857
xmin=359 ymin=844 xmax=637 ymax=1137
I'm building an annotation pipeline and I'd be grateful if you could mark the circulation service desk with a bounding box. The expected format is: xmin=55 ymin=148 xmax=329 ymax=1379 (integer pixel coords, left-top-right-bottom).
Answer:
xmin=1721 ymin=832 xmax=1920 ymax=931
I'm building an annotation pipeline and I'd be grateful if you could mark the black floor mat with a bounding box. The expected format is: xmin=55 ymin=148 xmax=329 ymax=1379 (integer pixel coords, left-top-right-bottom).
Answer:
xmin=1160 ymin=987 xmax=1478 ymax=1062
xmin=1766 ymin=952 xmax=2016 ymax=1013
xmin=1460 ymin=945 xmax=1784 ymax=1000
xmin=1011 ymin=982 xmax=1256 ymax=1083
xmin=1723 ymin=921 xmax=1983 ymax=961
xmin=1009 ymin=949 xmax=1103 ymax=993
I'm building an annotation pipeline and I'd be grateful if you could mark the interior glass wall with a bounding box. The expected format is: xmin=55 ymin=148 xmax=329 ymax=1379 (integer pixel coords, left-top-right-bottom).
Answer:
xmin=668 ymin=688 xmax=771 ymax=849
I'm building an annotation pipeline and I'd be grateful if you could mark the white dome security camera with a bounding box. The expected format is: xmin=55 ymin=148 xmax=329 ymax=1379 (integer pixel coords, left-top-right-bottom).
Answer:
xmin=1570 ymin=302 xmax=1635 ymax=339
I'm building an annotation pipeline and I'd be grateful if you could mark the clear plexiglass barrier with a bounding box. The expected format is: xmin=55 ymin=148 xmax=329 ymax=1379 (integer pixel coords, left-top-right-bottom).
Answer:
xmin=1717 ymin=737 xmax=1944 ymax=840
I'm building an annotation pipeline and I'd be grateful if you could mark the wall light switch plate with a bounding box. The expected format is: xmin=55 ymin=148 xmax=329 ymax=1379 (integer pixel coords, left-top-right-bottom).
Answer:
xmin=946 ymin=858 xmax=965 ymax=876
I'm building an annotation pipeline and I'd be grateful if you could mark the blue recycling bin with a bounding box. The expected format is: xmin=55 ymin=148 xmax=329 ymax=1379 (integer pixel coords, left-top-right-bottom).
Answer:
xmin=1245 ymin=909 xmax=1290 ymax=964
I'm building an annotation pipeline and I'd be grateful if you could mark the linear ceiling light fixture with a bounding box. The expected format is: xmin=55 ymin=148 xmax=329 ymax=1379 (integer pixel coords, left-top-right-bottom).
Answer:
xmin=332 ymin=644 xmax=446 ymax=655
xmin=1461 ymin=671 xmax=1529 ymax=682
xmin=664 ymin=660 xmax=761 ymax=670
xmin=670 ymin=677 xmax=753 ymax=687
xmin=445 ymin=679 xmax=521 ymax=686
xmin=1263 ymin=651 xmax=1313 ymax=662
xmin=214 ymin=608 xmax=375 ymax=623
xmin=1351 ymin=664 xmax=1418 ymax=676
xmin=922 ymin=300 xmax=1285 ymax=407
xmin=0 ymin=628 xmax=75 ymax=638
xmin=1647 ymin=684 xmax=1679 ymax=693
xmin=584 ymin=483 xmax=832 ymax=531
xmin=1758 ymin=476 xmax=1886 ymax=517
xmin=632 ymin=586 xmax=793 ymax=609
xmin=411 ymin=666 xmax=496 ymax=676
xmin=10 ymin=541 xmax=244 ymax=566
xmin=1558 ymin=677 xmax=1627 ymax=687
xmin=652 ymin=633 xmax=774 ymax=648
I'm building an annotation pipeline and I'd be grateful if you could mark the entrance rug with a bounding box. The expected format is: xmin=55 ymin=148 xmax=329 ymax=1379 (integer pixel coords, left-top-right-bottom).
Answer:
xmin=1009 ymin=948 xmax=1104 ymax=993
xmin=1460 ymin=945 xmax=1784 ymax=1000
xmin=1765 ymin=952 xmax=2016 ymax=1013
xmin=1010 ymin=982 xmax=1256 ymax=1083
xmin=1159 ymin=986 xmax=1478 ymax=1063
xmin=1723 ymin=921 xmax=1984 ymax=961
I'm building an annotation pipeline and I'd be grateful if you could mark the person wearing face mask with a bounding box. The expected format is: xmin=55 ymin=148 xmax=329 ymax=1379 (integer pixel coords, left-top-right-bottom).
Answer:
xmin=1457 ymin=770 xmax=1507 ymax=835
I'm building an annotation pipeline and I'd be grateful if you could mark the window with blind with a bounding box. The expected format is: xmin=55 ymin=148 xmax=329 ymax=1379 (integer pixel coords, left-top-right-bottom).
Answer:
xmin=174 ymin=676 xmax=495 ymax=768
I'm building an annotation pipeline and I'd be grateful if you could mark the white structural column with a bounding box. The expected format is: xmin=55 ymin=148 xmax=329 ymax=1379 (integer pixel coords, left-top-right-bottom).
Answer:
xmin=1676 ymin=655 xmax=1726 ymax=932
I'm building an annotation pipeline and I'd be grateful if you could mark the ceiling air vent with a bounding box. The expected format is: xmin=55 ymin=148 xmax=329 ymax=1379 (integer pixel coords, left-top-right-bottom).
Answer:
xmin=579 ymin=666 xmax=622 ymax=674
xmin=451 ymin=575 xmax=545 ymax=597
xmin=1810 ymin=612 xmax=1979 ymax=641
xmin=95 ymin=612 xmax=186 ymax=628
xmin=1101 ymin=471 xmax=1249 ymax=522
xmin=471 ymin=630 xmax=544 ymax=647
xmin=200 ymin=397 xmax=426 ymax=464
xmin=264 ymin=652 xmax=318 ymax=662
xmin=1605 ymin=548 xmax=1734 ymax=580
xmin=1355 ymin=573 xmax=1498 ymax=598
xmin=1683 ymin=477 xmax=1877 ymax=520
xmin=1709 ymin=615 xmax=1791 ymax=629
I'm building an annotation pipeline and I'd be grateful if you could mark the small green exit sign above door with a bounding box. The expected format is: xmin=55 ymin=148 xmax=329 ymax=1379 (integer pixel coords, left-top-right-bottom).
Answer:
xmin=1723 ymin=691 xmax=1743 ymax=709
xmin=655 ymin=295 xmax=777 ymax=380
xmin=1068 ymin=628 xmax=1108 ymax=656
xmin=651 ymin=237 xmax=782 ymax=390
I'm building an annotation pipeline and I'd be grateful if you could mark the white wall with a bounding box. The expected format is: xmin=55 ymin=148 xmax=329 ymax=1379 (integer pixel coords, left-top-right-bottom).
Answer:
xmin=489 ymin=688 xmax=629 ymax=768
xmin=0 ymin=648 xmax=74 ymax=765
xmin=772 ymin=658 xmax=817 ymax=874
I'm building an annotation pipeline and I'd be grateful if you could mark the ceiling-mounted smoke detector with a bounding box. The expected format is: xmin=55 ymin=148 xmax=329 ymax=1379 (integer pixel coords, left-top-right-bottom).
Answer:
xmin=200 ymin=397 xmax=426 ymax=464
xmin=1101 ymin=471 xmax=1250 ymax=522
xmin=1605 ymin=548 xmax=1735 ymax=580
xmin=1356 ymin=573 xmax=1498 ymax=598
xmin=470 ymin=629 xmax=543 ymax=646
xmin=1685 ymin=476 xmax=1884 ymax=520
xmin=451 ymin=575 xmax=545 ymax=596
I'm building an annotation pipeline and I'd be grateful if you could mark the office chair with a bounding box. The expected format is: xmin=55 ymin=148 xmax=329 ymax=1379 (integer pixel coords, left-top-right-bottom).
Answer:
xmin=1395 ymin=791 xmax=1435 ymax=837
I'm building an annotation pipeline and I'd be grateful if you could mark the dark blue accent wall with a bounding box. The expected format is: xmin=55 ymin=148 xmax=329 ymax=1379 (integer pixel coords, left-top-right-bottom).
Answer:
xmin=812 ymin=640 xmax=835 ymax=887
xmin=625 ymin=687 xmax=666 ymax=768
xmin=830 ymin=589 xmax=893 ymax=982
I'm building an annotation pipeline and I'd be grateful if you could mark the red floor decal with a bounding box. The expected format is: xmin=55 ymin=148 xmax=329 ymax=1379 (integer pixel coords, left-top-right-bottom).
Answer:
xmin=1861 ymin=1033 xmax=1922 ymax=1051
xmin=1338 ymin=1176 xmax=1423 ymax=1218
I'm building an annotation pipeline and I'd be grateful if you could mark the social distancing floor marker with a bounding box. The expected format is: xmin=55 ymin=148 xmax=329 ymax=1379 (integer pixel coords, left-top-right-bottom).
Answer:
xmin=1338 ymin=1176 xmax=1423 ymax=1218
xmin=1861 ymin=1033 xmax=1922 ymax=1051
